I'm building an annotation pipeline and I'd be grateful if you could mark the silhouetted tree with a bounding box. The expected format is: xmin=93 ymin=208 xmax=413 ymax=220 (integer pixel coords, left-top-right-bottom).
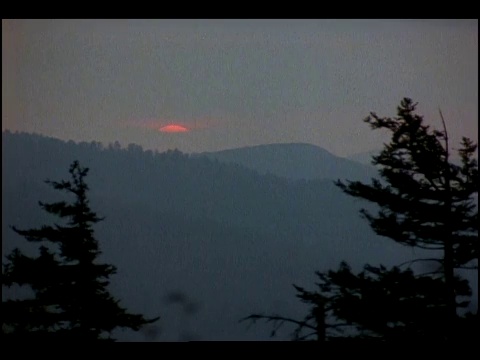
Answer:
xmin=241 ymin=286 xmax=331 ymax=341
xmin=242 ymin=261 xmax=473 ymax=341
xmin=2 ymin=161 xmax=159 ymax=341
xmin=243 ymin=98 xmax=478 ymax=341
xmin=335 ymin=98 xmax=478 ymax=339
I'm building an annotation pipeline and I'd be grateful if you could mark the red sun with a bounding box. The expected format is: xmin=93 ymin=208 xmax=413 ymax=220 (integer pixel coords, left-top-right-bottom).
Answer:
xmin=159 ymin=124 xmax=189 ymax=133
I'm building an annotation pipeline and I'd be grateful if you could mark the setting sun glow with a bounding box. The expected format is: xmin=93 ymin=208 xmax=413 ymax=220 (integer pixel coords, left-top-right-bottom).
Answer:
xmin=159 ymin=124 xmax=189 ymax=133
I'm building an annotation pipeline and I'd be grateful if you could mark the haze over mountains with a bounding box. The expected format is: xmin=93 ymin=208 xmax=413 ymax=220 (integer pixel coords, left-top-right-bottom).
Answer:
xmin=196 ymin=143 xmax=376 ymax=182
xmin=2 ymin=131 xmax=477 ymax=341
xmin=345 ymin=149 xmax=380 ymax=166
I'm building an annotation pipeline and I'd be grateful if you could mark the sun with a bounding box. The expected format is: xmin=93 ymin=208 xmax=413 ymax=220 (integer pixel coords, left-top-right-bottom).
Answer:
xmin=159 ymin=124 xmax=189 ymax=133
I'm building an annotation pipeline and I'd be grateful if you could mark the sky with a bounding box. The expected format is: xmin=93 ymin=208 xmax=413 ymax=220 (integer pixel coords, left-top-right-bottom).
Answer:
xmin=2 ymin=19 xmax=478 ymax=157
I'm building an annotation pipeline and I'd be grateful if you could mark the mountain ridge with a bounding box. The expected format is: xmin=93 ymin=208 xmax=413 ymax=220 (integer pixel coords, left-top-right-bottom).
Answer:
xmin=195 ymin=141 xmax=376 ymax=181
xmin=4 ymin=130 xmax=475 ymax=341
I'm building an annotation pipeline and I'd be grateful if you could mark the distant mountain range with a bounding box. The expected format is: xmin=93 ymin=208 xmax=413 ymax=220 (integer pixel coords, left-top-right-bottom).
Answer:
xmin=2 ymin=131 xmax=477 ymax=341
xmin=195 ymin=143 xmax=376 ymax=182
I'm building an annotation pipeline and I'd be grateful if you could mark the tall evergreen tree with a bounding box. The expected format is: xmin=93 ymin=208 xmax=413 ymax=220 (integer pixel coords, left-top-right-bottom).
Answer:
xmin=335 ymin=98 xmax=478 ymax=338
xmin=243 ymin=98 xmax=478 ymax=341
xmin=2 ymin=161 xmax=159 ymax=341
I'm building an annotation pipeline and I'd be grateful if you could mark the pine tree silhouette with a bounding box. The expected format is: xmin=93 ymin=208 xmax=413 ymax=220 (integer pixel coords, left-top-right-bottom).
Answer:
xmin=242 ymin=99 xmax=478 ymax=341
xmin=335 ymin=98 xmax=478 ymax=339
xmin=2 ymin=161 xmax=159 ymax=341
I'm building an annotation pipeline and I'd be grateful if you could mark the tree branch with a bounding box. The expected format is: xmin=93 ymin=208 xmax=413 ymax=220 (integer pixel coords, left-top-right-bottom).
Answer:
xmin=456 ymin=265 xmax=478 ymax=270
xmin=439 ymin=108 xmax=449 ymax=162
xmin=240 ymin=314 xmax=317 ymax=332
xmin=402 ymin=243 xmax=444 ymax=250
xmin=295 ymin=331 xmax=318 ymax=341
xmin=397 ymin=258 xmax=443 ymax=268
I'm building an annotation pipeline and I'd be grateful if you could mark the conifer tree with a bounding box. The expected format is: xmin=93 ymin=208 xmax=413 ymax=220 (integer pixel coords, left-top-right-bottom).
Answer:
xmin=243 ymin=99 xmax=478 ymax=341
xmin=2 ymin=161 xmax=159 ymax=341
xmin=335 ymin=98 xmax=478 ymax=338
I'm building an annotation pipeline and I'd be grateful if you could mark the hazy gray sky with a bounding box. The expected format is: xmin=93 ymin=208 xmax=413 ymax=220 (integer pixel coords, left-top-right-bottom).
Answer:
xmin=2 ymin=19 xmax=478 ymax=157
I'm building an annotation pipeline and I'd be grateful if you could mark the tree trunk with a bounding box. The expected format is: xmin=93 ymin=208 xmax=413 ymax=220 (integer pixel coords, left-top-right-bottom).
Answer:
xmin=313 ymin=304 xmax=326 ymax=342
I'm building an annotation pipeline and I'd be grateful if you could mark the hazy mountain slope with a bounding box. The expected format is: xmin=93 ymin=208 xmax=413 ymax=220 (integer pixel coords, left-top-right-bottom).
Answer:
xmin=196 ymin=143 xmax=376 ymax=182
xmin=4 ymin=131 xmax=475 ymax=341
